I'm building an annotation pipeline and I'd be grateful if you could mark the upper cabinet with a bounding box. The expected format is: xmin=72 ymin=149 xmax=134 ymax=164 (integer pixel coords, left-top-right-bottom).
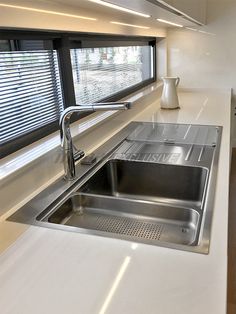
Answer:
xmin=146 ymin=0 xmax=207 ymax=25
xmin=91 ymin=0 xmax=207 ymax=27
xmin=0 ymin=0 xmax=207 ymax=35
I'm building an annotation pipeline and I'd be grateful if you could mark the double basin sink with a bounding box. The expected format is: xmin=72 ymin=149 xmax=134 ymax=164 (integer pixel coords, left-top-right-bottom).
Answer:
xmin=9 ymin=122 xmax=222 ymax=253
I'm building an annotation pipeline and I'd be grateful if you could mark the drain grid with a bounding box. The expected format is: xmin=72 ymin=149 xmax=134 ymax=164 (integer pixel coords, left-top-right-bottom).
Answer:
xmin=93 ymin=215 xmax=163 ymax=240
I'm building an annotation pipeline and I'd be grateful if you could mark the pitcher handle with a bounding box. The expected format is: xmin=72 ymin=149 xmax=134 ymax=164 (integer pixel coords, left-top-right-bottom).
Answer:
xmin=176 ymin=77 xmax=180 ymax=86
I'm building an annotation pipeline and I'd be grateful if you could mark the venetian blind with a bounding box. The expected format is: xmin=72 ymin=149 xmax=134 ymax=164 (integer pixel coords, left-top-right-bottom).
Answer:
xmin=0 ymin=50 xmax=63 ymax=145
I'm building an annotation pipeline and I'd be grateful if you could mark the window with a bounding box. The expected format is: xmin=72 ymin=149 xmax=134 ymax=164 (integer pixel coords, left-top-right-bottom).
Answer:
xmin=0 ymin=32 xmax=156 ymax=158
xmin=0 ymin=50 xmax=63 ymax=148
xmin=70 ymin=45 xmax=154 ymax=104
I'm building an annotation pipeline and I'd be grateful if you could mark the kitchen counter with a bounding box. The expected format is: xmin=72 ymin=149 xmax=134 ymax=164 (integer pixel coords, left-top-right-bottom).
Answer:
xmin=0 ymin=88 xmax=231 ymax=314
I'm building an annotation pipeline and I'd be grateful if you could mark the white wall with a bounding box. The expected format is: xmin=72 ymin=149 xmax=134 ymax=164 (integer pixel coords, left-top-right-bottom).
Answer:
xmin=167 ymin=0 xmax=235 ymax=143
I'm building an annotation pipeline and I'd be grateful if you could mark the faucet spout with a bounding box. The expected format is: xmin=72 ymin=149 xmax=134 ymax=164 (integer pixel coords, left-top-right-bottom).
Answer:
xmin=59 ymin=101 xmax=132 ymax=180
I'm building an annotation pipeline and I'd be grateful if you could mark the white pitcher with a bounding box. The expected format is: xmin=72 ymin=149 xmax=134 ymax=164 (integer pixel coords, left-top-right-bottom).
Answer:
xmin=160 ymin=77 xmax=180 ymax=109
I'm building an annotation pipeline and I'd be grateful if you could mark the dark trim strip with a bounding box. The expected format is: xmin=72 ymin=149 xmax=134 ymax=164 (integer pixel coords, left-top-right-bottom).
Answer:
xmin=56 ymin=36 xmax=76 ymax=108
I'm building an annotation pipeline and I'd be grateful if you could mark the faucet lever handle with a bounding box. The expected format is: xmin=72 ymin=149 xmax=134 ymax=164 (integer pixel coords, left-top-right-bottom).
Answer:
xmin=73 ymin=147 xmax=85 ymax=161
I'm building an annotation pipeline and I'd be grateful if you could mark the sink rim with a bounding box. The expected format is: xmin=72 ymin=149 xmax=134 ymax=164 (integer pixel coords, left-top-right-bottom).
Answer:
xmin=6 ymin=121 xmax=222 ymax=254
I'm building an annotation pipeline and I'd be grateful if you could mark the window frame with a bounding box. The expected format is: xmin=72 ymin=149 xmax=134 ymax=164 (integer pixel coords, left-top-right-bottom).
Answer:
xmin=0 ymin=30 xmax=157 ymax=158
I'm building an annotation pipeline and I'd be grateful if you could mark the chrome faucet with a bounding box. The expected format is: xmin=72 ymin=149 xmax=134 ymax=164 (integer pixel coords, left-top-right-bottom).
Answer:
xmin=59 ymin=102 xmax=132 ymax=180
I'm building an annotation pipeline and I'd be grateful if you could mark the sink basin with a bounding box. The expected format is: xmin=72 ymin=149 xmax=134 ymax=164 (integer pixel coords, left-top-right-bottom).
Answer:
xmin=41 ymin=193 xmax=200 ymax=246
xmin=79 ymin=159 xmax=208 ymax=208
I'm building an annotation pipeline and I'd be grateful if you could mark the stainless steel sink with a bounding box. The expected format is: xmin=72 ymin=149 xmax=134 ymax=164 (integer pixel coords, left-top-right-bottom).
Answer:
xmin=8 ymin=122 xmax=222 ymax=254
xmin=79 ymin=159 xmax=208 ymax=208
xmin=40 ymin=193 xmax=200 ymax=247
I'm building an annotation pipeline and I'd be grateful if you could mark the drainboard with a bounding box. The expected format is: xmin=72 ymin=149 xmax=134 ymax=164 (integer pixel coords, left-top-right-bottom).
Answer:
xmin=41 ymin=193 xmax=200 ymax=246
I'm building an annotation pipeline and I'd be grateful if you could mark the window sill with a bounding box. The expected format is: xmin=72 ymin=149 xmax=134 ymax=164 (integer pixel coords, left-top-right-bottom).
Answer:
xmin=0 ymin=82 xmax=162 ymax=181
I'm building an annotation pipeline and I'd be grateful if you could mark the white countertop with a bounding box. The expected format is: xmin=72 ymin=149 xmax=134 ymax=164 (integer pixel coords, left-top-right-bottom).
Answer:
xmin=0 ymin=88 xmax=231 ymax=314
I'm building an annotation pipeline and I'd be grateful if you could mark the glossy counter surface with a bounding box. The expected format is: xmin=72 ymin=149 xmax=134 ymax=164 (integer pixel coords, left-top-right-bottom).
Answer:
xmin=0 ymin=88 xmax=231 ymax=314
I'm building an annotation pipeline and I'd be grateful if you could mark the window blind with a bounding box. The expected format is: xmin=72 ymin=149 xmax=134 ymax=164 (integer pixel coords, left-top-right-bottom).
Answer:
xmin=70 ymin=45 xmax=154 ymax=105
xmin=0 ymin=50 xmax=63 ymax=146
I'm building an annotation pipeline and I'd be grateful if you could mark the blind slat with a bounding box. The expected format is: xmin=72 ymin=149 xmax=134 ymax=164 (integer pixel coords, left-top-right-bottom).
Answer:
xmin=0 ymin=73 xmax=56 ymax=86
xmin=0 ymin=76 xmax=57 ymax=92
xmin=0 ymin=62 xmax=53 ymax=72
xmin=1 ymin=98 xmax=59 ymax=119
xmin=0 ymin=80 xmax=60 ymax=99
xmin=1 ymin=116 xmax=57 ymax=141
xmin=0 ymin=66 xmax=54 ymax=79
xmin=1 ymin=94 xmax=57 ymax=111
xmin=0 ymin=60 xmax=53 ymax=69
xmin=0 ymin=54 xmax=54 ymax=60
xmin=1 ymin=106 xmax=59 ymax=130
xmin=0 ymin=67 xmax=55 ymax=81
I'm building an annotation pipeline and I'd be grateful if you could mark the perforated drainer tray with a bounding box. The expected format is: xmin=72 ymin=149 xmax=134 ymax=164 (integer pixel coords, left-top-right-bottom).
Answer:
xmin=95 ymin=215 xmax=163 ymax=240
xmin=66 ymin=212 xmax=163 ymax=240
xmin=46 ymin=194 xmax=199 ymax=246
